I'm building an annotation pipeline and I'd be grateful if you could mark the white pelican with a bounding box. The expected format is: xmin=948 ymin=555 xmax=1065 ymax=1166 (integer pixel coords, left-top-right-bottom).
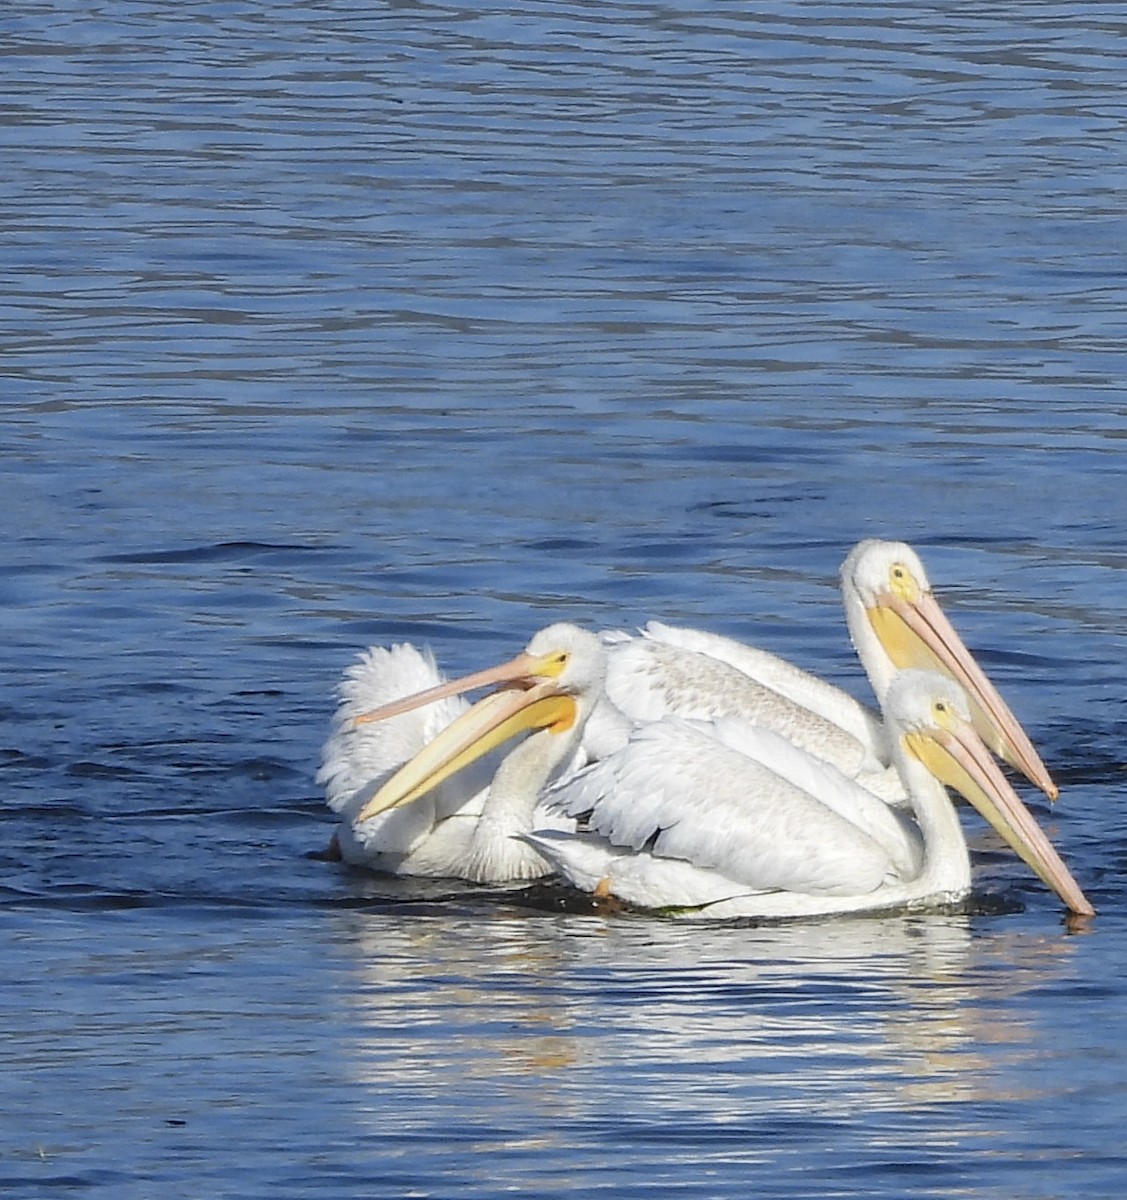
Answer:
xmin=352 ymin=626 xmax=1093 ymax=920
xmin=317 ymin=627 xmax=602 ymax=882
xmin=597 ymin=539 xmax=1058 ymax=803
xmin=317 ymin=642 xmax=495 ymax=875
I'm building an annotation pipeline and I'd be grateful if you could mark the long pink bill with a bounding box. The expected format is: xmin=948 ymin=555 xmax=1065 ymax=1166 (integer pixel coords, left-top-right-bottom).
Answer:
xmin=353 ymin=648 xmax=547 ymax=727
xmin=881 ymin=590 xmax=1058 ymax=801
xmin=934 ymin=718 xmax=1093 ymax=918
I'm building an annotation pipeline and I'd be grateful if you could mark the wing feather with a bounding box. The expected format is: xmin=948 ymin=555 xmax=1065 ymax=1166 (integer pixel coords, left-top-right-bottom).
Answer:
xmin=641 ymin=621 xmax=887 ymax=757
xmin=706 ymin=717 xmax=923 ymax=877
xmin=544 ymin=719 xmax=898 ymax=896
xmin=603 ymin=635 xmax=876 ymax=781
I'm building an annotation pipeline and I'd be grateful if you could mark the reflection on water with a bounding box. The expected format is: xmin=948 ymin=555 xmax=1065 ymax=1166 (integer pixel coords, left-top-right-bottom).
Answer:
xmin=1 ymin=900 xmax=1106 ymax=1199
xmin=334 ymin=908 xmax=1080 ymax=1169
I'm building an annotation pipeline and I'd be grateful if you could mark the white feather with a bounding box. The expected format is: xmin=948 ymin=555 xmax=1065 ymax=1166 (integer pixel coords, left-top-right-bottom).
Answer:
xmin=545 ymin=717 xmax=916 ymax=896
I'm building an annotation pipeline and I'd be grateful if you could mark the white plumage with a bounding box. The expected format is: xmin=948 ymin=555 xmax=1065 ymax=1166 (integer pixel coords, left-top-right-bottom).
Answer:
xmin=524 ymin=669 xmax=1090 ymax=919
xmin=596 ymin=540 xmax=1057 ymax=805
xmin=338 ymin=623 xmax=1092 ymax=921
xmin=599 ymin=625 xmax=898 ymax=800
xmin=317 ymin=640 xmax=572 ymax=881
xmin=317 ymin=629 xmax=592 ymax=883
xmin=543 ymin=717 xmax=922 ymax=895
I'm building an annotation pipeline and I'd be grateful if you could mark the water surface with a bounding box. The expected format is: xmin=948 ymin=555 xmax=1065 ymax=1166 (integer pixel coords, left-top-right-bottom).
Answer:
xmin=3 ymin=2 xmax=1126 ymax=1197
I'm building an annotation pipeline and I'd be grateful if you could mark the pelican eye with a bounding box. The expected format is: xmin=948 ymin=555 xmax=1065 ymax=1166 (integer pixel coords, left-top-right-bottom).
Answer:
xmin=541 ymin=650 xmax=569 ymax=677
xmin=888 ymin=561 xmax=919 ymax=603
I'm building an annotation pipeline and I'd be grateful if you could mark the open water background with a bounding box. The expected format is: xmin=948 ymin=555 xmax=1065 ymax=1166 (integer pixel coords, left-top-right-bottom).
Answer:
xmin=3 ymin=2 xmax=1127 ymax=1196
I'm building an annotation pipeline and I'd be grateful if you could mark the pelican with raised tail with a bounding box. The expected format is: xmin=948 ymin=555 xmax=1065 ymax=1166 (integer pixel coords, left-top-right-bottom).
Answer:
xmin=317 ymin=631 xmax=594 ymax=881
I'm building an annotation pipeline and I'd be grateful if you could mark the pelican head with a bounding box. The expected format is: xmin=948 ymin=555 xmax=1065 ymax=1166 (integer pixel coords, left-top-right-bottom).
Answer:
xmin=884 ymin=670 xmax=1092 ymax=917
xmin=843 ymin=539 xmax=1058 ymax=801
xmin=352 ymin=623 xmax=605 ymax=823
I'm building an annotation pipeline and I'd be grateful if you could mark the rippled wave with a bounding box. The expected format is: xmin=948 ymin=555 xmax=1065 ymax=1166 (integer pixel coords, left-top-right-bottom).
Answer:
xmin=2 ymin=2 xmax=1124 ymax=1197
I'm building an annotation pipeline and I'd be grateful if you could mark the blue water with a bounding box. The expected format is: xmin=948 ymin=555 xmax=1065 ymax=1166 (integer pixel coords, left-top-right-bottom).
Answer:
xmin=3 ymin=1 xmax=1126 ymax=1196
